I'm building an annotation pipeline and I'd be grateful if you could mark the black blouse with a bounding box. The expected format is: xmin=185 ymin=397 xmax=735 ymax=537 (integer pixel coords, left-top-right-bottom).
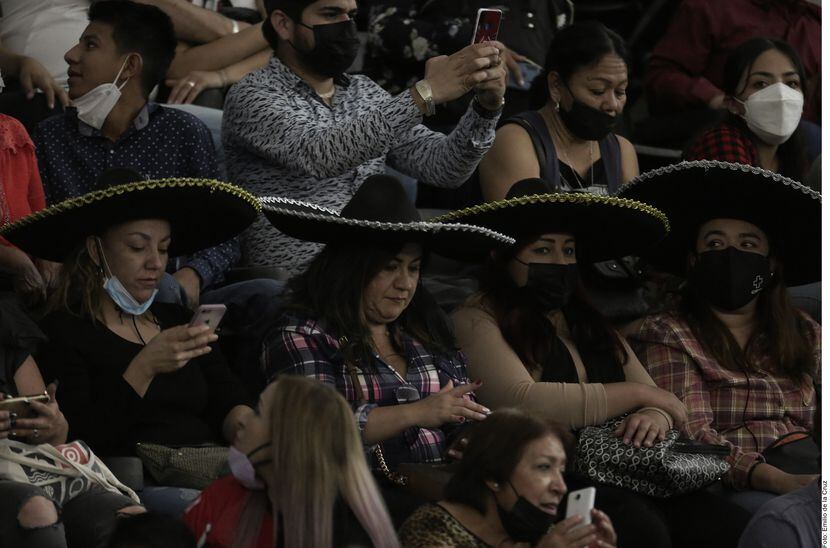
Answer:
xmin=37 ymin=303 xmax=251 ymax=456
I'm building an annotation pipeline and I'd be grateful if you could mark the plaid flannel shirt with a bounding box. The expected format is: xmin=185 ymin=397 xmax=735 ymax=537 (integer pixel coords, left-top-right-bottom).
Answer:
xmin=629 ymin=312 xmax=820 ymax=490
xmin=685 ymin=122 xmax=759 ymax=166
xmin=262 ymin=314 xmax=473 ymax=467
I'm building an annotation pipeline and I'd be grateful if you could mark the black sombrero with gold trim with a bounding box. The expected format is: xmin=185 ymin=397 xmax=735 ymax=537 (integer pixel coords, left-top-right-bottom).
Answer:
xmin=260 ymin=175 xmax=515 ymax=260
xmin=433 ymin=178 xmax=670 ymax=262
xmin=1 ymin=168 xmax=260 ymax=262
xmin=618 ymin=160 xmax=821 ymax=285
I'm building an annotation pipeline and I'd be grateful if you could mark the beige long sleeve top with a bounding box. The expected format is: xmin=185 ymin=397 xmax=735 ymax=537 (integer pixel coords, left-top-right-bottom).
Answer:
xmin=452 ymin=299 xmax=658 ymax=429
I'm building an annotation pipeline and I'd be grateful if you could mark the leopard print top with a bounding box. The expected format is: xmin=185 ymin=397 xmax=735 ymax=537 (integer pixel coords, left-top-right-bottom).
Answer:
xmin=399 ymin=503 xmax=491 ymax=547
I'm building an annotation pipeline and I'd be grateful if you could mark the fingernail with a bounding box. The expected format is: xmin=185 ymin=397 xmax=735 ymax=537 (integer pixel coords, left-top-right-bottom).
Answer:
xmin=483 ymin=407 xmax=492 ymax=414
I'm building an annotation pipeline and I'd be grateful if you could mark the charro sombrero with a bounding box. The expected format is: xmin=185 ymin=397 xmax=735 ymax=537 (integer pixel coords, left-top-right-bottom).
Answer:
xmin=617 ymin=160 xmax=821 ymax=285
xmin=260 ymin=175 xmax=514 ymax=260
xmin=433 ymin=178 xmax=670 ymax=262
xmin=1 ymin=168 xmax=260 ymax=262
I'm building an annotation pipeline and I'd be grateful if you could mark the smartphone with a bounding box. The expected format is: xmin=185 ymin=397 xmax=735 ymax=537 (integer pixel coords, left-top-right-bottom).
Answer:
xmin=471 ymin=8 xmax=502 ymax=44
xmin=507 ymin=60 xmax=544 ymax=91
xmin=0 ymin=392 xmax=50 ymax=418
xmin=189 ymin=304 xmax=227 ymax=334
xmin=565 ymin=486 xmax=596 ymax=526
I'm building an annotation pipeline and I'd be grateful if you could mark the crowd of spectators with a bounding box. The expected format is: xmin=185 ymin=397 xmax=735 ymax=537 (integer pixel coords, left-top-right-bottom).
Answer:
xmin=0 ymin=0 xmax=820 ymax=546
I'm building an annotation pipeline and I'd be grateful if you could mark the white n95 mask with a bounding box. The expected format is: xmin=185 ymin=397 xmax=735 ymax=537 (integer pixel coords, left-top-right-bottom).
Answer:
xmin=739 ymin=82 xmax=804 ymax=145
xmin=72 ymin=56 xmax=131 ymax=130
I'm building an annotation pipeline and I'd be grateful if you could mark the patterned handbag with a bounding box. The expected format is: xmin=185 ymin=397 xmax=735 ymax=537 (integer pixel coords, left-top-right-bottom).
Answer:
xmin=575 ymin=415 xmax=731 ymax=498
xmin=0 ymin=439 xmax=140 ymax=504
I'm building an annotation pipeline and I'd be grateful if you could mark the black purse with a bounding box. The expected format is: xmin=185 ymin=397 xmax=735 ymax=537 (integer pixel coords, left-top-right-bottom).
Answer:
xmin=574 ymin=415 xmax=731 ymax=498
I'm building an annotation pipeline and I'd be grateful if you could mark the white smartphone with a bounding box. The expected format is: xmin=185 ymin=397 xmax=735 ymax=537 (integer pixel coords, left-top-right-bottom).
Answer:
xmin=565 ymin=486 xmax=596 ymax=526
xmin=471 ymin=8 xmax=503 ymax=44
xmin=188 ymin=304 xmax=227 ymax=334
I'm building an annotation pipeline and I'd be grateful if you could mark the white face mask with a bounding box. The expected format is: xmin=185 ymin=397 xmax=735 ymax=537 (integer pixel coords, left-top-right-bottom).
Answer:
xmin=72 ymin=56 xmax=131 ymax=130
xmin=738 ymin=82 xmax=804 ymax=145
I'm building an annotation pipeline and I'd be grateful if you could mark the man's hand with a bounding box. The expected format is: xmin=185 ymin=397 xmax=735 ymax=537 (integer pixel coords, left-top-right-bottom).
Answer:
xmin=173 ymin=267 xmax=201 ymax=308
xmin=474 ymin=43 xmax=507 ymax=111
xmin=18 ymin=56 xmax=69 ymax=110
xmin=423 ymin=42 xmax=505 ymax=105
xmin=166 ymin=70 xmax=226 ymax=104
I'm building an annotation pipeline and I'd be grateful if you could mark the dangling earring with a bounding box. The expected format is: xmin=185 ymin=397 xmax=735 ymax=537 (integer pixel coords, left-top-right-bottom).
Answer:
xmin=553 ymin=101 xmax=560 ymax=112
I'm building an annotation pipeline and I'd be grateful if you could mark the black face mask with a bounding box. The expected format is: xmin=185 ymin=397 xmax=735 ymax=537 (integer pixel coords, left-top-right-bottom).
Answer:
xmin=496 ymin=482 xmax=558 ymax=543
xmin=291 ymin=19 xmax=360 ymax=78
xmin=518 ymin=260 xmax=580 ymax=311
xmin=558 ymin=84 xmax=618 ymax=141
xmin=690 ymin=247 xmax=772 ymax=311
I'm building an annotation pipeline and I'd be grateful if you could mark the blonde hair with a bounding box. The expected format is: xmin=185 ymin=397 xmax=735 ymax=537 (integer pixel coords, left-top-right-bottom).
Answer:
xmin=234 ymin=376 xmax=399 ymax=548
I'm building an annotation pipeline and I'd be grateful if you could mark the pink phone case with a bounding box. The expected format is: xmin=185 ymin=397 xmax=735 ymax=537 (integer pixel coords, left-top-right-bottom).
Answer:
xmin=189 ymin=304 xmax=227 ymax=333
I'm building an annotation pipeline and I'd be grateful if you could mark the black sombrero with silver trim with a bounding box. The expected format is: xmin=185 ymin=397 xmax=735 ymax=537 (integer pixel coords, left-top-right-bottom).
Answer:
xmin=618 ymin=160 xmax=821 ymax=285
xmin=1 ymin=168 xmax=261 ymax=262
xmin=260 ymin=175 xmax=514 ymax=260
xmin=432 ymin=178 xmax=670 ymax=262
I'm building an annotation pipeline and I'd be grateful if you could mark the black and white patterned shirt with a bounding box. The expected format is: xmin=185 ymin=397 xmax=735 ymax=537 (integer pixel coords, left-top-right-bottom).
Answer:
xmin=222 ymin=56 xmax=499 ymax=274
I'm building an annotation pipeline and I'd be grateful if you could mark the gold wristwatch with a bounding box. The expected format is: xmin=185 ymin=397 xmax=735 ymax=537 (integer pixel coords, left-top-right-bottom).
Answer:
xmin=413 ymin=79 xmax=436 ymax=116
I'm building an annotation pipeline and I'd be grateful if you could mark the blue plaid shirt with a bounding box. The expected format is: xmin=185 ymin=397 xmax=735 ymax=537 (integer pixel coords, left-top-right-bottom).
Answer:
xmin=263 ymin=313 xmax=474 ymax=468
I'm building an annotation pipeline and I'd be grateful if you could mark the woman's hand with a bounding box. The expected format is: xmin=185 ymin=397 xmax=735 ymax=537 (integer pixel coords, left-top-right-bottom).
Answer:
xmin=17 ymin=56 xmax=70 ymax=109
xmin=13 ymin=256 xmax=47 ymax=307
xmin=590 ymin=509 xmax=617 ymax=548
xmin=165 ymin=70 xmax=227 ymax=104
xmin=125 ymin=324 xmax=216 ymax=397
xmin=641 ymin=385 xmax=687 ymax=429
xmin=132 ymin=324 xmax=216 ymax=377
xmin=410 ymin=381 xmax=490 ymax=428
xmin=423 ymin=42 xmax=505 ymax=105
xmin=751 ymin=463 xmax=818 ymax=495
xmin=537 ymin=515 xmax=597 ymax=548
xmin=614 ymin=409 xmax=669 ymax=448
xmin=11 ymin=383 xmax=67 ymax=445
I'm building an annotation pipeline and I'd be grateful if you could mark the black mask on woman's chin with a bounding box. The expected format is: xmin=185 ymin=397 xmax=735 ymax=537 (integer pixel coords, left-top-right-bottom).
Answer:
xmin=558 ymin=84 xmax=618 ymax=141
xmin=495 ymin=482 xmax=558 ymax=543
xmin=517 ymin=260 xmax=581 ymax=311
xmin=690 ymin=247 xmax=772 ymax=311
xmin=291 ymin=19 xmax=360 ymax=78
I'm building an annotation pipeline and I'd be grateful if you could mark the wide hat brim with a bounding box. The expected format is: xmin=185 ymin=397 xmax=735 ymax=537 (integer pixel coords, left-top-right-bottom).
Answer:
xmin=260 ymin=197 xmax=515 ymax=261
xmin=432 ymin=192 xmax=670 ymax=262
xmin=2 ymin=178 xmax=260 ymax=262
xmin=618 ymin=160 xmax=821 ymax=285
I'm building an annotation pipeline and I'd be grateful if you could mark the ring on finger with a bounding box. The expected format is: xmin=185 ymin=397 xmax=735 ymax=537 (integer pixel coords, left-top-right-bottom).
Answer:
xmin=32 ymin=429 xmax=39 ymax=439
xmin=186 ymin=81 xmax=196 ymax=88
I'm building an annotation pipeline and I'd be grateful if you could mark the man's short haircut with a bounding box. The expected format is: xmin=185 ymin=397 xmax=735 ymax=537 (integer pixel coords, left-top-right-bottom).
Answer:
xmin=88 ymin=0 xmax=177 ymax=96
xmin=261 ymin=0 xmax=315 ymax=51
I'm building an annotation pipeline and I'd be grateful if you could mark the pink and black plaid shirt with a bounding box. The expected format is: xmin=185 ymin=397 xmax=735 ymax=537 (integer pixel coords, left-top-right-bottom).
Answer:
xmin=262 ymin=314 xmax=473 ymax=468
xmin=629 ymin=312 xmax=820 ymax=490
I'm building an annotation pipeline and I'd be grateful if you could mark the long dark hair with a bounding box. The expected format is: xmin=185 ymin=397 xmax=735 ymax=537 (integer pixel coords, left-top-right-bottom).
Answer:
xmin=479 ymin=236 xmax=627 ymax=383
xmin=286 ymin=241 xmax=457 ymax=367
xmin=721 ymin=38 xmax=808 ymax=180
xmin=678 ymin=240 xmax=817 ymax=385
xmin=445 ymin=408 xmax=574 ymax=515
xmin=530 ymin=21 xmax=629 ymax=109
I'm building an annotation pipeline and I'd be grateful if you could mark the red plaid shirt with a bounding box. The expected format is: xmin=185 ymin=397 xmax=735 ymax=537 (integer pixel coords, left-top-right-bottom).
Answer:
xmin=262 ymin=314 xmax=473 ymax=468
xmin=629 ymin=312 xmax=820 ymax=490
xmin=685 ymin=122 xmax=760 ymax=166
